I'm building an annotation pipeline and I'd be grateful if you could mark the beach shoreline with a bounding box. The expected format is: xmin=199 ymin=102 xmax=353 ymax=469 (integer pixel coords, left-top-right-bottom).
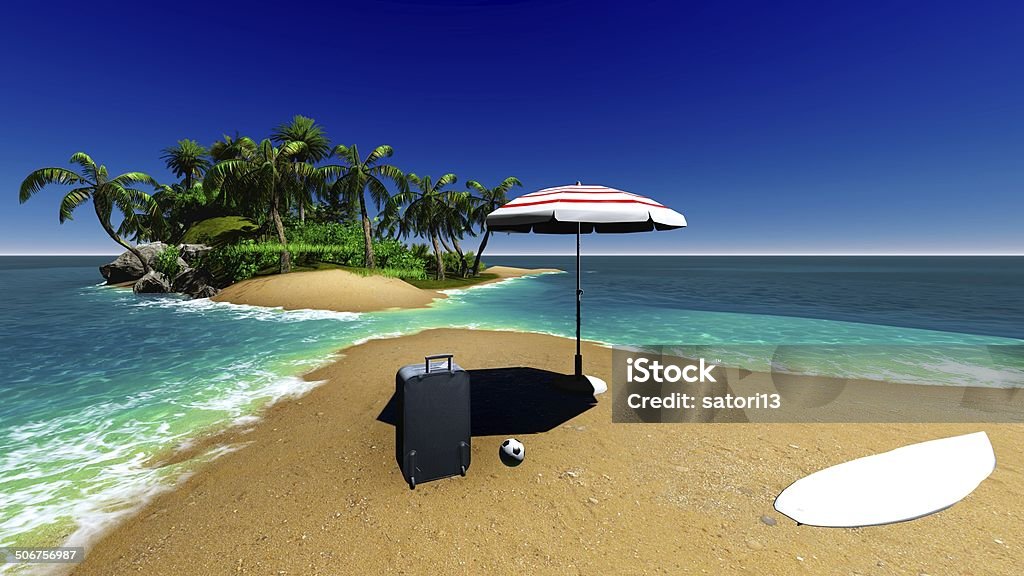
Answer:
xmin=211 ymin=265 xmax=562 ymax=313
xmin=71 ymin=328 xmax=1024 ymax=576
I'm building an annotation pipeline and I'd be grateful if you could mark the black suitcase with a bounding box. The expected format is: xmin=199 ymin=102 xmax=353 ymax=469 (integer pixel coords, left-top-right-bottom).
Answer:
xmin=395 ymin=354 xmax=471 ymax=489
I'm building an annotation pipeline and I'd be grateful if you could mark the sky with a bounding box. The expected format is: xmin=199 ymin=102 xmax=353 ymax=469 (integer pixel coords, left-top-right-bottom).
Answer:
xmin=1 ymin=0 xmax=1022 ymax=255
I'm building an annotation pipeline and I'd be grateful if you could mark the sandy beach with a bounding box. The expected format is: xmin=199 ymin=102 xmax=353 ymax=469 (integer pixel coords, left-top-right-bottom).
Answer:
xmin=211 ymin=266 xmax=561 ymax=312
xmin=73 ymin=329 xmax=1024 ymax=576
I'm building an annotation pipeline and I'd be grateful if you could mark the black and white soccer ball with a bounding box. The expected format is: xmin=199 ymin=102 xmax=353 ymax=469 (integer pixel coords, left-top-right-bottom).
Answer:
xmin=499 ymin=438 xmax=525 ymax=467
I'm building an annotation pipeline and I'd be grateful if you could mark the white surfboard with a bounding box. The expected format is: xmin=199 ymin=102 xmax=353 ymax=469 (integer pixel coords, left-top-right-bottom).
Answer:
xmin=774 ymin=431 xmax=995 ymax=527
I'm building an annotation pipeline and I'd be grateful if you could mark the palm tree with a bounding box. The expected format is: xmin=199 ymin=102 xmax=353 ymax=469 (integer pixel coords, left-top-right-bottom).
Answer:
xmin=160 ymin=139 xmax=211 ymax=192
xmin=271 ymin=115 xmax=330 ymax=223
xmin=389 ymin=173 xmax=466 ymax=280
xmin=207 ymin=134 xmax=261 ymax=217
xmin=324 ymin=144 xmax=405 ymax=268
xmin=440 ymin=198 xmax=475 ymax=277
xmin=466 ymin=176 xmax=522 ymax=275
xmin=204 ymin=139 xmax=312 ymax=273
xmin=19 ymin=152 xmax=161 ymax=272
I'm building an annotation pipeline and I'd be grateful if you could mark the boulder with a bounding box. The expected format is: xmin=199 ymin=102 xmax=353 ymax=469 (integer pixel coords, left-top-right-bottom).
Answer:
xmin=172 ymin=267 xmax=219 ymax=299
xmin=192 ymin=284 xmax=220 ymax=299
xmin=133 ymin=271 xmax=171 ymax=294
xmin=100 ymin=242 xmax=169 ymax=284
xmin=177 ymin=243 xmax=212 ymax=266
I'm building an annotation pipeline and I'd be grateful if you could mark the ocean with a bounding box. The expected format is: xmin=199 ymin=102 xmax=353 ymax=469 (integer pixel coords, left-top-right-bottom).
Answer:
xmin=0 ymin=255 xmax=1022 ymax=556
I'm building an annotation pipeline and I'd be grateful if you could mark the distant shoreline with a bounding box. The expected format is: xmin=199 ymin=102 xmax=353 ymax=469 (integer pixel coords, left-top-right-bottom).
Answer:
xmin=211 ymin=265 xmax=562 ymax=313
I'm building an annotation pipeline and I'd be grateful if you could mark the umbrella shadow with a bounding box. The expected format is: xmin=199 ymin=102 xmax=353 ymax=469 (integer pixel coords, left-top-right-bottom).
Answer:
xmin=377 ymin=367 xmax=597 ymax=436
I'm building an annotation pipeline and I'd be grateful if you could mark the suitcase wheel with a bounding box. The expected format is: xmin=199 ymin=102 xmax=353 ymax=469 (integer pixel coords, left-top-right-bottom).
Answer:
xmin=409 ymin=476 xmax=416 ymax=490
xmin=460 ymin=465 xmax=466 ymax=477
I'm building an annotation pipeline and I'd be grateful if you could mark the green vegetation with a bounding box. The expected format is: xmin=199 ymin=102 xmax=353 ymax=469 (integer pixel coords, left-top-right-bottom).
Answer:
xmin=153 ymin=245 xmax=183 ymax=278
xmin=181 ymin=216 xmax=259 ymax=245
xmin=19 ymin=116 xmax=521 ymax=288
xmin=406 ymin=273 xmax=499 ymax=290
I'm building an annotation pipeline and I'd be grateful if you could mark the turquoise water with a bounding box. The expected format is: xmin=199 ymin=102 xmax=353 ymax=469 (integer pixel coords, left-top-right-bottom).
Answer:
xmin=0 ymin=255 xmax=1022 ymax=555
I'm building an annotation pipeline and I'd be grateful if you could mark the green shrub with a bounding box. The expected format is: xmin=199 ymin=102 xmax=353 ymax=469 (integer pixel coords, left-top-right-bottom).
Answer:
xmin=285 ymin=221 xmax=426 ymax=273
xmin=346 ymin=266 xmax=427 ymax=281
xmin=202 ymin=220 xmax=428 ymax=284
xmin=429 ymin=251 xmax=480 ymax=278
xmin=205 ymin=239 xmax=278 ymax=283
xmin=154 ymin=245 xmax=183 ymax=278
xmin=373 ymin=238 xmax=425 ymax=270
xmin=286 ymin=221 xmax=365 ymax=266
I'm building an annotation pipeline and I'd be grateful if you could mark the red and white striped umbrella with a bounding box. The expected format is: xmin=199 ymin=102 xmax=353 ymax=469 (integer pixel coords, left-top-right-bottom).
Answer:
xmin=485 ymin=183 xmax=686 ymax=233
xmin=486 ymin=182 xmax=687 ymax=394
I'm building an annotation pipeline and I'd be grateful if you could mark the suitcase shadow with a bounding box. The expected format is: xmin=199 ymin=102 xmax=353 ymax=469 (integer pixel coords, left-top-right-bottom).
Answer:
xmin=378 ymin=367 xmax=597 ymax=436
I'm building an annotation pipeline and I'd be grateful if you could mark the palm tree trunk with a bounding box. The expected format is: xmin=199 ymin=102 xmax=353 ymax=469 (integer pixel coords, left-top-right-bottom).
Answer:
xmin=94 ymin=200 xmax=151 ymax=275
xmin=359 ymin=192 xmax=376 ymax=269
xmin=439 ymin=236 xmax=454 ymax=253
xmin=431 ymin=232 xmax=445 ymax=280
xmin=299 ymin=201 xmax=305 ymax=223
xmin=472 ymin=230 xmax=490 ymax=276
xmin=271 ymin=187 xmax=291 ymax=274
xmin=451 ymin=237 xmax=468 ymax=278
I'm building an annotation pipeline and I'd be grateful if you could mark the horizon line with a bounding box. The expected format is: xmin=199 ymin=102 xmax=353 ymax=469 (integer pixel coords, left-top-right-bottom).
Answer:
xmin=4 ymin=252 xmax=1024 ymax=257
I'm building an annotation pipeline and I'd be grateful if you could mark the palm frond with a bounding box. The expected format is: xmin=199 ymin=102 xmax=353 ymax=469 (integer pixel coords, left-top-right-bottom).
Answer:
xmin=19 ymin=167 xmax=86 ymax=203
xmin=58 ymin=187 xmax=92 ymax=223
xmin=69 ymin=152 xmax=97 ymax=180
xmin=271 ymin=115 xmax=330 ymax=162
xmin=434 ymin=173 xmax=458 ymax=191
xmin=374 ymin=164 xmax=407 ymax=193
xmin=110 ymin=172 xmax=159 ymax=189
xmin=280 ymin=140 xmax=308 ymax=158
xmin=366 ymin=176 xmax=392 ymax=209
xmin=333 ymin=144 xmax=356 ymax=166
xmin=364 ymin=144 xmax=394 ymax=166
xmin=494 ymin=176 xmax=523 ymax=195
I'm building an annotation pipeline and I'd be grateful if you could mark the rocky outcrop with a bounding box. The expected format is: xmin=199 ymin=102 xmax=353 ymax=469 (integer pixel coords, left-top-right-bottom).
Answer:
xmin=133 ymin=271 xmax=171 ymax=294
xmin=103 ymin=242 xmax=217 ymax=299
xmin=191 ymin=284 xmax=219 ymax=299
xmin=171 ymin=267 xmax=219 ymax=299
xmin=100 ymin=242 xmax=169 ymax=284
xmin=178 ymin=243 xmax=212 ymax=266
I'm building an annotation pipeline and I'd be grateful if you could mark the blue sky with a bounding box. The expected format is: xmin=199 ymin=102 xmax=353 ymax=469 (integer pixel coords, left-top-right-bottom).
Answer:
xmin=2 ymin=0 xmax=1022 ymax=255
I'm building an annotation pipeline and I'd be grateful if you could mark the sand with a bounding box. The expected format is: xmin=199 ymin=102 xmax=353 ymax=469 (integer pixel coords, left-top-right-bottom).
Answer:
xmin=73 ymin=329 xmax=1024 ymax=576
xmin=211 ymin=266 xmax=560 ymax=313
xmin=478 ymin=265 xmax=562 ymax=281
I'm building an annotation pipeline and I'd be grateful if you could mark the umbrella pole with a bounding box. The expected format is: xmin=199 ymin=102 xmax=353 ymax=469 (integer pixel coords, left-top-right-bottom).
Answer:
xmin=575 ymin=222 xmax=583 ymax=379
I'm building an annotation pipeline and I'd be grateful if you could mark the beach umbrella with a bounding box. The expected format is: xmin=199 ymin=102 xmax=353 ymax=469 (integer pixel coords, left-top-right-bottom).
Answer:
xmin=485 ymin=182 xmax=687 ymax=393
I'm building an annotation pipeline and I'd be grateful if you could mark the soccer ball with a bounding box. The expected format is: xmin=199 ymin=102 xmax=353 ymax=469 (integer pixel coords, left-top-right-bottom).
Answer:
xmin=499 ymin=438 xmax=525 ymax=467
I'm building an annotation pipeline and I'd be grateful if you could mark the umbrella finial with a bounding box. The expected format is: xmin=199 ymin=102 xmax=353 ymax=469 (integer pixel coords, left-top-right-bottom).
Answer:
xmin=575 ymin=180 xmax=582 ymax=186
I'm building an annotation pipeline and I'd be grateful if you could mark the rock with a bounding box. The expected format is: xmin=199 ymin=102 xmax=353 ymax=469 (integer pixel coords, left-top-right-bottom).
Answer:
xmin=192 ymin=285 xmax=219 ymax=299
xmin=178 ymin=243 xmax=212 ymax=265
xmin=760 ymin=515 xmax=777 ymax=526
xmin=100 ymin=242 xmax=174 ymax=284
xmin=745 ymin=539 xmax=763 ymax=550
xmin=587 ymin=497 xmax=599 ymax=505
xmin=172 ymin=267 xmax=218 ymax=298
xmin=133 ymin=271 xmax=171 ymax=294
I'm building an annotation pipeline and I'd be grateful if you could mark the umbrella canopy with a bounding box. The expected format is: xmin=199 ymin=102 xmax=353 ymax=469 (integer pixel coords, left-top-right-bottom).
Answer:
xmin=486 ymin=182 xmax=686 ymax=394
xmin=485 ymin=183 xmax=686 ymax=234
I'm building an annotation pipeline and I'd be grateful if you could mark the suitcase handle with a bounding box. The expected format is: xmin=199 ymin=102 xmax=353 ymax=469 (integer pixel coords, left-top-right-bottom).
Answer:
xmin=424 ymin=354 xmax=454 ymax=373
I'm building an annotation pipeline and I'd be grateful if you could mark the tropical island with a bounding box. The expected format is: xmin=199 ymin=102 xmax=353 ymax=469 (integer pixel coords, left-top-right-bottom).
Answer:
xmin=18 ymin=115 xmax=554 ymax=309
